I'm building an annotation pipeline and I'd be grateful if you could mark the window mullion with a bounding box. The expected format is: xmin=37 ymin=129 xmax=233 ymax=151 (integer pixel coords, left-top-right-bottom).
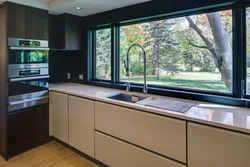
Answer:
xmin=113 ymin=25 xmax=120 ymax=83
xmin=92 ymin=30 xmax=97 ymax=80
xmin=233 ymin=3 xmax=244 ymax=98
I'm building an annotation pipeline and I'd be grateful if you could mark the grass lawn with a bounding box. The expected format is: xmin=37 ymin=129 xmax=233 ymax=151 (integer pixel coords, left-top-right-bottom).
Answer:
xmin=121 ymin=72 xmax=231 ymax=93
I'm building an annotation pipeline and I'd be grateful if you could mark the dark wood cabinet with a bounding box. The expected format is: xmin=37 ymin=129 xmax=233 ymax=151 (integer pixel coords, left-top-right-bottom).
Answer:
xmin=8 ymin=104 xmax=50 ymax=157
xmin=7 ymin=2 xmax=49 ymax=40
xmin=49 ymin=14 xmax=83 ymax=50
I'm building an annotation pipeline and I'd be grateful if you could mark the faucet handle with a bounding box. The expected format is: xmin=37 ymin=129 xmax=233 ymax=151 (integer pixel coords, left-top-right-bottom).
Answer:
xmin=126 ymin=83 xmax=130 ymax=92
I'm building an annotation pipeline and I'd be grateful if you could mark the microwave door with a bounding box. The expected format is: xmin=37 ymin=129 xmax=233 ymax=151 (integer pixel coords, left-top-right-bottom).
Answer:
xmin=9 ymin=49 xmax=49 ymax=64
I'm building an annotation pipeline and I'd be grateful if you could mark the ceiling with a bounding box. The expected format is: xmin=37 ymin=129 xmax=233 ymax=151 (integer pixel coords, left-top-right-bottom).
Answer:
xmin=0 ymin=0 xmax=151 ymax=16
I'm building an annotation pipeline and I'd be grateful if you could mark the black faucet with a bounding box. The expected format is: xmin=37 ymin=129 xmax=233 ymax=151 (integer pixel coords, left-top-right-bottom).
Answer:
xmin=124 ymin=44 xmax=148 ymax=94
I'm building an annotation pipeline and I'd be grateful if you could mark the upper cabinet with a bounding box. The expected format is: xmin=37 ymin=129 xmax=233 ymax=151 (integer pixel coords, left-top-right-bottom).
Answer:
xmin=7 ymin=2 xmax=49 ymax=40
xmin=49 ymin=14 xmax=83 ymax=50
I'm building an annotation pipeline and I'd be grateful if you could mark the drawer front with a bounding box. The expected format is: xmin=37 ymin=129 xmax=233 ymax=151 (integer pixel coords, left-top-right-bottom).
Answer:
xmin=95 ymin=131 xmax=185 ymax=167
xmin=188 ymin=122 xmax=250 ymax=167
xmin=95 ymin=102 xmax=186 ymax=163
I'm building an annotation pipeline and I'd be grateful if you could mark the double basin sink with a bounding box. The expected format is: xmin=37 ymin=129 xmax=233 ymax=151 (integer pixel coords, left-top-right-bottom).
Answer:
xmin=106 ymin=93 xmax=196 ymax=113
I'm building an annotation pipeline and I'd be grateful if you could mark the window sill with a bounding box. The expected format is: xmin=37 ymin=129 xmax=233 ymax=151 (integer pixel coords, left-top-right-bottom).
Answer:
xmin=85 ymin=81 xmax=247 ymax=108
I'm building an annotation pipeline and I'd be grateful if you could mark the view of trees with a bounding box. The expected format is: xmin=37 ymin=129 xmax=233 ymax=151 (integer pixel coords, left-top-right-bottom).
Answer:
xmin=95 ymin=29 xmax=111 ymax=80
xmin=95 ymin=10 xmax=233 ymax=93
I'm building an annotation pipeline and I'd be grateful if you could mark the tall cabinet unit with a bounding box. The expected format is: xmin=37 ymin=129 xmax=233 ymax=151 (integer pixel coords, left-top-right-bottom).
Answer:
xmin=0 ymin=1 xmax=49 ymax=160
xmin=0 ymin=2 xmax=8 ymax=160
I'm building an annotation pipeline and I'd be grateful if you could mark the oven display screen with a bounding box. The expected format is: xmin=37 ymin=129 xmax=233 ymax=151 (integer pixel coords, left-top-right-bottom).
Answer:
xmin=19 ymin=70 xmax=40 ymax=76
xmin=19 ymin=40 xmax=41 ymax=47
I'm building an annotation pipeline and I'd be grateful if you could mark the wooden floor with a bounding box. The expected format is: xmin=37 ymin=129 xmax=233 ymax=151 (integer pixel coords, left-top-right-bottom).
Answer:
xmin=0 ymin=141 xmax=99 ymax=167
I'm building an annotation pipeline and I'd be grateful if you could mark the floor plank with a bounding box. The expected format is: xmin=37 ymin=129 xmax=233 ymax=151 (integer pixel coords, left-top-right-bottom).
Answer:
xmin=0 ymin=141 xmax=99 ymax=167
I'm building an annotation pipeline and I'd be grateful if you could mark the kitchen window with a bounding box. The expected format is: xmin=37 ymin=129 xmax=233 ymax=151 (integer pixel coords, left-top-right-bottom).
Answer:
xmin=93 ymin=28 xmax=112 ymax=81
xmin=90 ymin=7 xmax=244 ymax=101
xmin=120 ymin=9 xmax=233 ymax=93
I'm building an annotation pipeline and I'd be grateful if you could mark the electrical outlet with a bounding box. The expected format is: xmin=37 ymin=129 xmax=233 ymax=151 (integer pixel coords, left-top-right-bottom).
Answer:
xmin=67 ymin=73 xmax=70 ymax=79
xmin=79 ymin=74 xmax=84 ymax=80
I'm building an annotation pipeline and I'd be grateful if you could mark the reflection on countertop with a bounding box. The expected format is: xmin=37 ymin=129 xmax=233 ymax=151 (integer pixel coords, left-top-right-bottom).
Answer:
xmin=49 ymin=82 xmax=250 ymax=134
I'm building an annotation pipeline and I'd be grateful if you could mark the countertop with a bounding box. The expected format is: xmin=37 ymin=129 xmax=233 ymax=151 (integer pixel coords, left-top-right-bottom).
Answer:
xmin=49 ymin=82 xmax=250 ymax=135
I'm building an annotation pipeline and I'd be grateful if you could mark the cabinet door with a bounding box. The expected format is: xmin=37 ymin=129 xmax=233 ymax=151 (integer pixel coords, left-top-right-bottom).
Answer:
xmin=95 ymin=131 xmax=185 ymax=167
xmin=35 ymin=104 xmax=49 ymax=144
xmin=69 ymin=96 xmax=94 ymax=157
xmin=188 ymin=123 xmax=250 ymax=167
xmin=7 ymin=2 xmax=26 ymax=38
xmin=25 ymin=6 xmax=49 ymax=40
xmin=65 ymin=14 xmax=82 ymax=50
xmin=7 ymin=2 xmax=48 ymax=39
xmin=95 ymin=102 xmax=186 ymax=163
xmin=49 ymin=13 xmax=82 ymax=50
xmin=53 ymin=92 xmax=69 ymax=143
xmin=8 ymin=108 xmax=36 ymax=157
xmin=49 ymin=91 xmax=54 ymax=136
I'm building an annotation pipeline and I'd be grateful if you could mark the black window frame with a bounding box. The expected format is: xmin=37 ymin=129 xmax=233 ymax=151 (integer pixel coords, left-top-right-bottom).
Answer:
xmin=244 ymin=3 xmax=250 ymax=99
xmin=88 ymin=2 xmax=250 ymax=107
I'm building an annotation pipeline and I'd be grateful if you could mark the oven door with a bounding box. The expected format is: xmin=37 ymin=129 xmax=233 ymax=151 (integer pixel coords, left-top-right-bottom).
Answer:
xmin=9 ymin=47 xmax=49 ymax=65
xmin=8 ymin=78 xmax=49 ymax=112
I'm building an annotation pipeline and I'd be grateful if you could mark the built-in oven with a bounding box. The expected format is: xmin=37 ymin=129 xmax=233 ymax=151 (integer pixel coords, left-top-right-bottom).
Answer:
xmin=8 ymin=38 xmax=50 ymax=113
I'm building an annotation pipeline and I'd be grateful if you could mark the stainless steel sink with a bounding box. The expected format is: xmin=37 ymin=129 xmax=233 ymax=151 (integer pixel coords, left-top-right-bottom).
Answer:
xmin=107 ymin=93 xmax=148 ymax=103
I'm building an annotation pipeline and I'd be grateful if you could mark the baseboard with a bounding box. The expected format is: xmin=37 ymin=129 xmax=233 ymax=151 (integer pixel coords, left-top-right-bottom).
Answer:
xmin=52 ymin=137 xmax=108 ymax=167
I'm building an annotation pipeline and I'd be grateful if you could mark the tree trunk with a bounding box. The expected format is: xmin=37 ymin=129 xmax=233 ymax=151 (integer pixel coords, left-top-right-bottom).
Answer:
xmin=185 ymin=13 xmax=232 ymax=91
xmin=207 ymin=12 xmax=232 ymax=91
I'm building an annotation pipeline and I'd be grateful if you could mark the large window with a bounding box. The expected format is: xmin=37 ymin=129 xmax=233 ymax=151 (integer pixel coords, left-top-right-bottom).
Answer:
xmin=91 ymin=9 xmax=235 ymax=95
xmin=94 ymin=28 xmax=112 ymax=80
xmin=120 ymin=10 xmax=233 ymax=93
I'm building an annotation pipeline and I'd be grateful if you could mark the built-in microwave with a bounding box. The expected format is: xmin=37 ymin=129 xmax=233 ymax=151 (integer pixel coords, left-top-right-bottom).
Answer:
xmin=8 ymin=38 xmax=49 ymax=65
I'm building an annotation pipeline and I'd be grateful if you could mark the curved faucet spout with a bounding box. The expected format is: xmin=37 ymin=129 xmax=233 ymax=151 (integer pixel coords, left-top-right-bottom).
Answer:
xmin=125 ymin=44 xmax=148 ymax=94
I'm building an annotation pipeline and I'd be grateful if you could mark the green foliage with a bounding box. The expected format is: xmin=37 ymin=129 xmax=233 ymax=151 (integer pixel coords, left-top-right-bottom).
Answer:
xmin=96 ymin=29 xmax=111 ymax=80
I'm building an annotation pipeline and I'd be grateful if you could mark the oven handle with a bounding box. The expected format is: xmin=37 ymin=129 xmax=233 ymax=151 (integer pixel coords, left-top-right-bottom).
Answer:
xmin=9 ymin=75 xmax=50 ymax=82
xmin=8 ymin=96 xmax=49 ymax=106
xmin=10 ymin=47 xmax=50 ymax=51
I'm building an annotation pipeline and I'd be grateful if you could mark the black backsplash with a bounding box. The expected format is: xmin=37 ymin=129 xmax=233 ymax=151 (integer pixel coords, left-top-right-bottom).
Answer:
xmin=49 ymin=50 xmax=85 ymax=83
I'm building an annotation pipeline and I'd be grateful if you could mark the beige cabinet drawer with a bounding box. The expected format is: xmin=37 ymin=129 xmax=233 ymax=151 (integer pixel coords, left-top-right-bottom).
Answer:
xmin=95 ymin=131 xmax=185 ymax=167
xmin=69 ymin=96 xmax=94 ymax=157
xmin=188 ymin=122 xmax=250 ymax=167
xmin=95 ymin=102 xmax=186 ymax=163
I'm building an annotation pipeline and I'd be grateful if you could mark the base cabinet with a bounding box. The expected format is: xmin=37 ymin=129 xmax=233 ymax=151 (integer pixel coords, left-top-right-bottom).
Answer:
xmin=8 ymin=104 xmax=49 ymax=157
xmin=53 ymin=92 xmax=69 ymax=143
xmin=69 ymin=96 xmax=94 ymax=157
xmin=95 ymin=131 xmax=185 ymax=167
xmin=188 ymin=123 xmax=250 ymax=167
xmin=95 ymin=102 xmax=186 ymax=163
